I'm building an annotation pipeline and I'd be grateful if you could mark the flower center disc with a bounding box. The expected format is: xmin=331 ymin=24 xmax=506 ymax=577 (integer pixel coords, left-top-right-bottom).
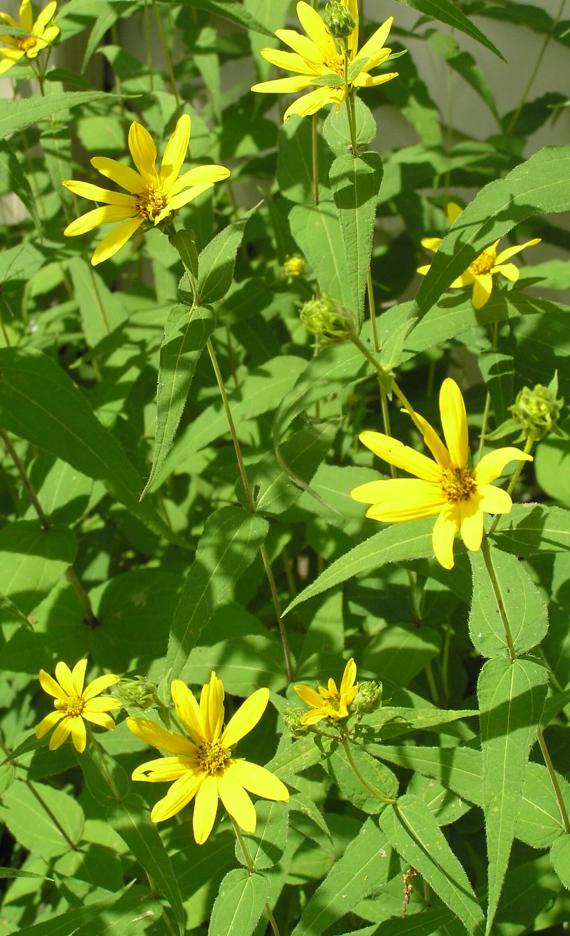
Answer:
xmin=469 ymin=250 xmax=495 ymax=276
xmin=197 ymin=740 xmax=231 ymax=775
xmin=441 ymin=466 xmax=476 ymax=503
xmin=18 ymin=35 xmax=38 ymax=52
xmin=137 ymin=188 xmax=168 ymax=222
xmin=58 ymin=695 xmax=85 ymax=717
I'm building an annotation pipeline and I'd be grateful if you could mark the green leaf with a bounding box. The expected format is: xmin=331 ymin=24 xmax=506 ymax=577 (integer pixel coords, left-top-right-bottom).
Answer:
xmin=14 ymin=887 xmax=159 ymax=935
xmin=177 ymin=0 xmax=274 ymax=36
xmin=164 ymin=507 xmax=269 ymax=681
xmin=209 ymin=868 xmax=269 ymax=936
xmin=468 ymin=548 xmax=548 ymax=657
xmin=277 ymin=116 xmax=332 ymax=204
xmin=478 ymin=351 xmax=514 ymax=427
xmin=143 ymin=305 xmax=215 ymax=496
xmin=236 ymin=800 xmax=288 ymax=871
xmin=517 ymin=762 xmax=570 ymax=849
xmin=413 ymin=145 xmax=570 ymax=317
xmin=289 ymin=201 xmax=352 ymax=309
xmin=253 ymin=424 xmax=336 ymax=516
xmin=197 ymin=217 xmax=248 ymax=304
xmin=363 ymin=706 xmax=478 ymax=740
xmin=0 ymin=348 xmax=175 ymax=543
xmin=379 ymin=794 xmax=485 ymax=934
xmin=328 ymin=747 xmax=398 ymax=814
xmin=550 ymin=834 xmax=570 ymax=888
xmin=0 ymin=91 xmax=121 ymax=138
xmin=0 ymin=144 xmax=41 ymax=233
xmin=377 ymin=744 xmax=482 ymax=806
xmin=67 ymin=256 xmax=125 ymax=346
xmin=0 ymin=780 xmax=84 ymax=860
xmin=393 ymin=0 xmax=504 ymax=60
xmin=323 ymin=96 xmax=377 ymax=154
xmin=0 ymin=521 xmax=76 ymax=615
xmin=329 ymin=153 xmax=383 ymax=325
xmin=284 ymin=519 xmax=434 ymax=615
xmin=492 ymin=503 xmax=570 ymax=555
xmin=478 ymin=657 xmax=548 ymax=934
xmin=291 ymin=818 xmax=390 ymax=936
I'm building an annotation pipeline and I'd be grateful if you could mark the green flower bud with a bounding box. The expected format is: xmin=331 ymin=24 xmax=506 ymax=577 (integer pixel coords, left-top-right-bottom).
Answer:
xmin=300 ymin=294 xmax=353 ymax=343
xmin=353 ymin=680 xmax=383 ymax=714
xmin=283 ymin=707 xmax=309 ymax=736
xmin=324 ymin=1 xmax=356 ymax=39
xmin=283 ymin=255 xmax=306 ymax=279
xmin=116 ymin=676 xmax=159 ymax=711
xmin=509 ymin=382 xmax=564 ymax=441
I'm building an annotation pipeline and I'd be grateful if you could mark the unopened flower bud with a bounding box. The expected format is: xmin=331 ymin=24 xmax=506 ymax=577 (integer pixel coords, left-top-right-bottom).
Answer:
xmin=353 ymin=680 xmax=382 ymax=714
xmin=283 ymin=707 xmax=309 ymax=736
xmin=509 ymin=383 xmax=564 ymax=441
xmin=283 ymin=255 xmax=306 ymax=279
xmin=324 ymin=0 xmax=356 ymax=39
xmin=300 ymin=294 xmax=353 ymax=343
xmin=116 ymin=676 xmax=159 ymax=711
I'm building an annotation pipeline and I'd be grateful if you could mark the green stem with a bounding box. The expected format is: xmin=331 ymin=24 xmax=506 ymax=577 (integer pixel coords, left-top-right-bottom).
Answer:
xmin=477 ymin=321 xmax=499 ymax=459
xmin=480 ymin=538 xmax=516 ymax=662
xmin=537 ymin=727 xmax=570 ymax=833
xmin=311 ymin=114 xmax=319 ymax=206
xmin=341 ymin=736 xmax=396 ymax=804
xmin=152 ymin=0 xmax=180 ymax=108
xmin=367 ymin=269 xmax=381 ymax=355
xmin=487 ymin=434 xmax=535 ymax=537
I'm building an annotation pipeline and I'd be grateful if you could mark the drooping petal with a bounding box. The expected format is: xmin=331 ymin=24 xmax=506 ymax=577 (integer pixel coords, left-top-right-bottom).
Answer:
xmin=193 ymin=774 xmax=218 ymax=844
xmin=363 ymin=481 xmax=445 ymax=522
xmin=302 ymin=708 xmax=327 ymax=725
xmin=408 ymin=411 xmax=451 ymax=469
xmin=459 ymin=501 xmax=484 ymax=552
xmin=54 ymin=661 xmax=75 ymax=697
xmin=251 ymin=75 xmax=314 ymax=94
xmin=274 ymin=27 xmax=324 ymax=64
xmin=126 ymin=716 xmax=196 ymax=756
xmin=32 ymin=0 xmax=57 ymax=35
xmin=218 ymin=772 xmax=256 ymax=833
xmin=494 ymin=238 xmax=541 ymax=266
xmin=71 ymin=659 xmax=88 ymax=696
xmin=340 ymin=658 xmax=357 ymax=695
xmin=260 ymin=47 xmax=316 ymax=74
xmin=222 ymin=687 xmax=269 ymax=749
xmin=82 ymin=673 xmax=121 ymax=700
xmin=354 ymin=16 xmax=393 ymax=66
xmin=494 ymin=262 xmax=519 ymax=282
xmin=91 ymin=156 xmax=146 ymax=194
xmin=439 ymin=379 xmax=468 ymax=468
xmin=39 ymin=669 xmax=66 ymax=700
xmin=63 ymin=205 xmax=136 ymax=237
xmin=19 ymin=0 xmax=33 ymax=32
xmin=63 ymin=179 xmax=136 ymax=207
xmin=283 ymin=85 xmax=341 ymax=121
xmin=352 ymin=71 xmax=398 ymax=88
xmin=447 ymin=202 xmax=463 ymax=224
xmin=160 ymin=113 xmax=191 ymax=192
xmin=420 ymin=237 xmax=442 ymax=253
xmin=91 ymin=216 xmax=144 ymax=266
xmin=36 ymin=710 xmax=66 ymax=739
xmin=0 ymin=51 xmax=25 ymax=77
xmin=49 ymin=716 xmax=72 ymax=750
xmin=294 ymin=684 xmax=323 ymax=708
xmin=358 ymin=431 xmax=442 ymax=482
xmin=37 ymin=24 xmax=59 ymax=45
xmin=151 ymin=772 xmax=203 ymax=823
xmin=474 ymin=447 xmax=533 ymax=485
xmin=81 ymin=710 xmax=116 ymax=731
xmin=128 ymin=122 xmax=158 ymax=184
xmin=172 ymin=164 xmax=230 ymax=195
xmin=472 ymin=273 xmax=493 ymax=309
xmin=229 ymin=760 xmax=290 ymax=802
xmin=69 ymin=717 xmax=86 ymax=752
xmin=171 ymin=679 xmax=204 ymax=743
xmin=200 ymin=673 xmax=225 ymax=743
xmin=83 ymin=696 xmax=121 ymax=713
xmin=432 ymin=506 xmax=460 ymax=570
xmin=477 ymin=483 xmax=512 ymax=515
xmin=296 ymin=1 xmax=337 ymax=61
xmin=132 ymin=756 xmax=196 ymax=783
xmin=167 ymin=184 xmax=214 ymax=212
xmin=354 ymin=45 xmax=391 ymax=75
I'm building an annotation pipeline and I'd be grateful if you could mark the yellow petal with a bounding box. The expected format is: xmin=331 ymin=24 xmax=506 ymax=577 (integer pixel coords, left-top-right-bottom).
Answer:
xmin=81 ymin=711 xmax=115 ymax=731
xmin=36 ymin=710 xmax=66 ymax=739
xmin=296 ymin=1 xmax=336 ymax=61
xmin=478 ymin=483 xmax=512 ymax=515
xmin=83 ymin=696 xmax=120 ymax=713
xmin=439 ymin=379 xmax=468 ymax=468
xmin=260 ymin=47 xmax=315 ymax=74
xmin=358 ymin=431 xmax=442 ymax=482
xmin=193 ymin=774 xmax=218 ymax=843
xmin=19 ymin=0 xmax=33 ymax=32
xmin=168 ymin=184 xmax=214 ymax=212
xmin=217 ymin=772 xmax=256 ymax=833
xmin=63 ymin=205 xmax=135 ymax=237
xmin=63 ymin=179 xmax=136 ymax=207
xmin=361 ymin=479 xmax=445 ymax=522
xmin=83 ymin=673 xmax=120 ymax=700
xmin=132 ymin=756 xmax=195 ymax=783
xmin=420 ymin=237 xmax=442 ymax=253
xmin=416 ymin=264 xmax=431 ymax=277
xmin=432 ymin=506 xmax=459 ymax=570
xmin=128 ymin=121 xmax=158 ymax=184
xmin=0 ymin=13 xmax=17 ymax=27
xmin=447 ymin=202 xmax=463 ymax=224
xmin=494 ymin=238 xmax=541 ymax=266
xmin=408 ymin=411 xmax=451 ymax=469
xmin=33 ymin=0 xmax=57 ymax=35
xmin=200 ymin=672 xmax=225 ymax=743
xmin=274 ymin=27 xmax=324 ymax=63
xmin=71 ymin=658 xmax=88 ymax=695
xmin=91 ymin=156 xmax=146 ymax=194
xmin=353 ymin=71 xmax=398 ymax=88
xmin=151 ymin=772 xmax=203 ymax=823
xmin=459 ymin=501 xmax=484 ymax=552
xmin=0 ymin=52 xmax=23 ymax=76
xmin=450 ymin=270 xmax=475 ymax=288
xmin=160 ymin=113 xmax=191 ymax=192
xmin=474 ymin=447 xmax=532 ymax=486
xmin=226 ymin=760 xmax=289 ymax=802
xmin=494 ymin=262 xmax=519 ymax=283
xmin=126 ymin=717 xmax=196 ymax=756
xmin=354 ymin=16 xmax=393 ymax=66
xmin=91 ymin=216 xmax=144 ymax=266
xmin=39 ymin=668 xmax=66 ymax=700
xmin=340 ymin=658 xmax=357 ymax=695
xmin=54 ymin=661 xmax=74 ymax=696
xmin=49 ymin=716 xmax=72 ymax=750
xmin=222 ymin=687 xmax=269 ymax=749
xmin=251 ymin=75 xmax=314 ymax=94
xmin=171 ymin=679 xmax=204 ymax=743
xmin=354 ymin=46 xmax=391 ymax=76
xmin=284 ymin=85 xmax=340 ymax=121
xmin=472 ymin=273 xmax=493 ymax=309
xmin=294 ymin=683 xmax=323 ymax=708
xmin=172 ymin=164 xmax=230 ymax=195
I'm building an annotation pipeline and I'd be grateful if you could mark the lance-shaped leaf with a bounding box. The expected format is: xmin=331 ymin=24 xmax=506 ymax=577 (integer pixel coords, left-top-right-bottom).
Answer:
xmin=196 ymin=217 xmax=248 ymax=305
xmin=0 ymin=91 xmax=122 ymax=138
xmin=478 ymin=657 xmax=548 ymax=935
xmin=492 ymin=503 xmax=570 ymax=555
xmin=0 ymin=521 xmax=76 ymax=616
xmin=289 ymin=201 xmax=352 ymax=310
xmin=209 ymin=868 xmax=269 ymax=936
xmin=329 ymin=153 xmax=383 ymax=329
xmin=143 ymin=305 xmax=214 ymax=497
xmin=394 ymin=0 xmax=504 ymax=59
xmin=164 ymin=507 xmax=268 ymax=681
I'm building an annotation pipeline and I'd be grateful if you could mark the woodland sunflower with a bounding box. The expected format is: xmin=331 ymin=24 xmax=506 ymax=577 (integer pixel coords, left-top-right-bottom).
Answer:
xmin=63 ymin=114 xmax=230 ymax=265
xmin=295 ymin=658 xmax=358 ymax=725
xmin=127 ymin=674 xmax=289 ymax=845
xmin=0 ymin=0 xmax=59 ymax=75
xmin=251 ymin=0 xmax=398 ymax=121
xmin=36 ymin=659 xmax=121 ymax=753
xmin=417 ymin=202 xmax=541 ymax=310
xmin=351 ymin=378 xmax=533 ymax=569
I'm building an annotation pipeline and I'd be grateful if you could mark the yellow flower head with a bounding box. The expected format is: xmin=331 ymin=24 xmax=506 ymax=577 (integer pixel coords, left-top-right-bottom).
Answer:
xmin=0 ymin=0 xmax=59 ymax=75
xmin=351 ymin=378 xmax=533 ymax=570
xmin=284 ymin=255 xmax=306 ymax=279
xmin=127 ymin=673 xmax=289 ymax=845
xmin=295 ymin=658 xmax=358 ymax=725
xmin=251 ymin=0 xmax=398 ymax=121
xmin=36 ymin=659 xmax=121 ymax=754
xmin=417 ymin=202 xmax=541 ymax=310
xmin=62 ymin=114 xmax=231 ymax=266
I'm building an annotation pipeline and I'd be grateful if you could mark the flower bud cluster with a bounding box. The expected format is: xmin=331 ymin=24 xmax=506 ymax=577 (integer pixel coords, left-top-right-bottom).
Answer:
xmin=353 ymin=680 xmax=383 ymax=715
xmin=324 ymin=1 xmax=356 ymax=39
xmin=300 ymin=295 xmax=353 ymax=342
xmin=509 ymin=382 xmax=564 ymax=441
xmin=116 ymin=676 xmax=159 ymax=710
xmin=283 ymin=255 xmax=306 ymax=279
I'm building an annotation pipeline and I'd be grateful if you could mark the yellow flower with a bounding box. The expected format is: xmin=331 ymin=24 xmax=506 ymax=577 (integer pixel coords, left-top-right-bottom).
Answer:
xmin=284 ymin=255 xmax=306 ymax=279
xmin=417 ymin=202 xmax=541 ymax=310
xmin=351 ymin=378 xmax=533 ymax=570
xmin=251 ymin=0 xmax=398 ymax=121
xmin=63 ymin=114 xmax=231 ymax=266
xmin=36 ymin=659 xmax=121 ymax=753
xmin=127 ymin=673 xmax=289 ymax=845
xmin=295 ymin=658 xmax=358 ymax=725
xmin=0 ymin=0 xmax=59 ymax=75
